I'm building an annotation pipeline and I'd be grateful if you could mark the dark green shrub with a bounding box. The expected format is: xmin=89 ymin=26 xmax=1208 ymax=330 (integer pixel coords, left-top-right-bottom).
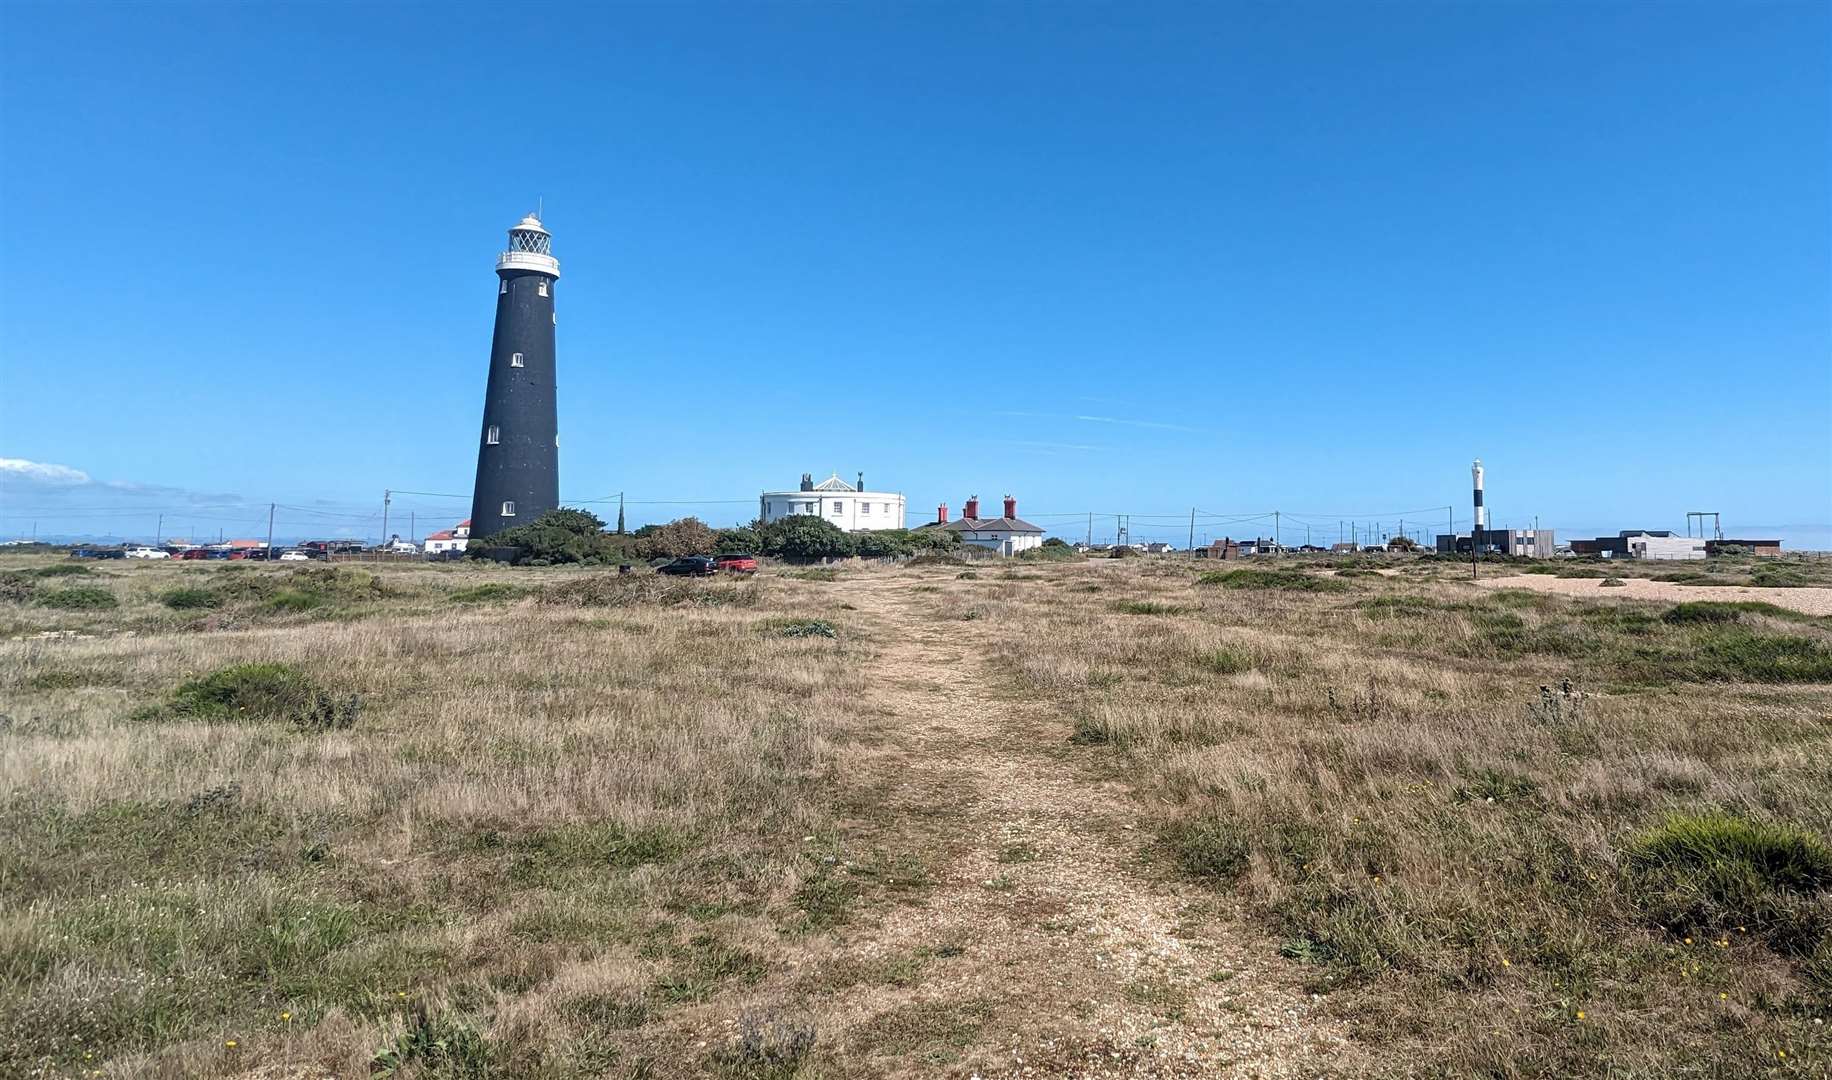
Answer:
xmin=156 ymin=662 xmax=360 ymax=732
xmin=37 ymin=585 xmax=117 ymax=610
xmin=1198 ymin=569 xmax=1346 ymax=592
xmin=1624 ymin=813 xmax=1832 ymax=955
xmin=32 ymin=563 xmax=94 ymax=578
xmin=159 ymin=587 xmax=220 ymax=610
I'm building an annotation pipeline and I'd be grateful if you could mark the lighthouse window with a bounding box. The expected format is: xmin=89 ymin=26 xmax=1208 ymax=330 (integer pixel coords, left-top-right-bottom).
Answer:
xmin=537 ymin=281 xmax=548 ymax=297
xmin=501 ymin=501 xmax=516 ymax=517
xmin=510 ymin=352 xmax=524 ymax=367
xmin=486 ymin=425 xmax=500 ymax=445
xmin=499 ymin=280 xmax=507 ymax=295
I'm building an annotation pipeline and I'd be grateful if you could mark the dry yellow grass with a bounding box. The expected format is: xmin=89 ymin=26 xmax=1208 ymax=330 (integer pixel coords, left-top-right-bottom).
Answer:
xmin=2 ymin=553 xmax=1829 ymax=1078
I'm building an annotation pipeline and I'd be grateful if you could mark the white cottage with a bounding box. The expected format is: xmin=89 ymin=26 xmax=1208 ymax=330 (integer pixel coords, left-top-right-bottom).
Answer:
xmin=423 ymin=519 xmax=471 ymax=555
xmin=760 ymin=473 xmax=906 ymax=531
xmin=916 ymin=495 xmax=1045 ymax=556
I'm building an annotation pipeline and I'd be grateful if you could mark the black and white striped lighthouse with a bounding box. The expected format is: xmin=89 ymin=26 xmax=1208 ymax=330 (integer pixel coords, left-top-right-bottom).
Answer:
xmin=470 ymin=213 xmax=560 ymax=540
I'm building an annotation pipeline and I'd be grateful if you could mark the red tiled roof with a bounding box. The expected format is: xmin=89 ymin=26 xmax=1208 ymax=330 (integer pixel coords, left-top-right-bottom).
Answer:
xmin=426 ymin=530 xmax=456 ymax=541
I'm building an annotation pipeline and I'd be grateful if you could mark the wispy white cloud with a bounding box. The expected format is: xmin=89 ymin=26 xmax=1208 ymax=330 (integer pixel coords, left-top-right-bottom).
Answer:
xmin=1071 ymin=414 xmax=1204 ymax=433
xmin=0 ymin=458 xmax=91 ymax=487
xmin=0 ymin=457 xmax=248 ymax=507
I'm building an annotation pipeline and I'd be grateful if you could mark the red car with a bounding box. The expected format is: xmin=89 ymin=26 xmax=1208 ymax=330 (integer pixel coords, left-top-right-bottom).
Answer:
xmin=178 ymin=549 xmax=211 ymax=560
xmin=712 ymin=553 xmax=758 ymax=573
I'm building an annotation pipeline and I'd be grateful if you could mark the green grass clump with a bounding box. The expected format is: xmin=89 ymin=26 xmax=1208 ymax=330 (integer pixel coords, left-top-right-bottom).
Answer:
xmin=1689 ymin=628 xmax=1832 ymax=683
xmin=1112 ymin=599 xmax=1185 ymax=615
xmin=144 ymin=662 xmax=359 ymax=731
xmin=1164 ymin=817 xmax=1250 ymax=882
xmin=31 ymin=563 xmax=95 ymax=578
xmin=1198 ymin=648 xmax=1251 ymax=674
xmin=266 ymin=589 xmax=327 ymax=612
xmin=1624 ymin=813 xmax=1832 ymax=955
xmin=36 ymin=585 xmax=118 ymax=610
xmin=1198 ymin=569 xmax=1347 ymax=592
xmin=159 ymin=586 xmax=221 ymax=610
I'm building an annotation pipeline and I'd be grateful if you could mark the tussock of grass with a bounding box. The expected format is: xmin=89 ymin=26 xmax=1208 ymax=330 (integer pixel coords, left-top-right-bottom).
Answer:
xmin=1197 ymin=569 xmax=1347 ymax=592
xmin=140 ymin=662 xmax=360 ymax=731
xmin=776 ymin=619 xmax=837 ymax=638
xmin=1625 ymin=813 xmax=1832 ymax=955
xmin=1111 ymin=599 xmax=1185 ymax=616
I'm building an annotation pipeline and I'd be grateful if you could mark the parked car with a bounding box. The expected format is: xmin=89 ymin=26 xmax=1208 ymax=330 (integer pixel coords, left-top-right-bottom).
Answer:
xmin=125 ymin=547 xmax=169 ymax=559
xmin=204 ymin=549 xmax=232 ymax=560
xmin=657 ymin=556 xmax=718 ymax=577
xmin=178 ymin=548 xmax=211 ymax=560
xmin=278 ymin=550 xmax=311 ymax=562
xmin=712 ymin=552 xmax=758 ymax=573
xmin=227 ymin=549 xmax=268 ymax=561
xmin=71 ymin=547 xmax=126 ymax=560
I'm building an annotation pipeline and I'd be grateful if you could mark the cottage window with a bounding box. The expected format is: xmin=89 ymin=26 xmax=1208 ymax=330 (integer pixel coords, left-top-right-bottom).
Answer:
xmin=502 ymin=501 xmax=516 ymax=517
xmin=511 ymin=352 xmax=524 ymax=367
xmin=831 ymin=502 xmax=843 ymax=515
xmin=485 ymin=425 xmax=500 ymax=445
xmin=861 ymin=503 xmax=871 ymax=514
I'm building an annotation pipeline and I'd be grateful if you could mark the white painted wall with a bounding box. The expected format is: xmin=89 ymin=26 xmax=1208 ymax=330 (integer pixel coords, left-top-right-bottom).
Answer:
xmin=957 ymin=530 xmax=1043 ymax=555
xmin=1628 ymin=536 xmax=1707 ymax=560
xmin=761 ymin=492 xmax=906 ymax=531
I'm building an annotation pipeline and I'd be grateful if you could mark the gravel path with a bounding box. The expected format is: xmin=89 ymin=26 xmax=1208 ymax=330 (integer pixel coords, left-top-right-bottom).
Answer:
xmin=822 ymin=572 xmax=1357 ymax=1078
xmin=1474 ymin=573 xmax=1832 ymax=615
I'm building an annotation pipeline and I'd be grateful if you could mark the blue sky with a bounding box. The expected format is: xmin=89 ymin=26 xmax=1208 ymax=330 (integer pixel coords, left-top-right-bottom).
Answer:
xmin=3 ymin=2 xmax=1828 ymax=547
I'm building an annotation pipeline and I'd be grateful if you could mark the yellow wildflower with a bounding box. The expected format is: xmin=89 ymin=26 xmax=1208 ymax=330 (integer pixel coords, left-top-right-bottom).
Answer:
xmin=225 ymin=1040 xmax=238 ymax=1049
xmin=1575 ymin=1010 xmax=1585 ymax=1021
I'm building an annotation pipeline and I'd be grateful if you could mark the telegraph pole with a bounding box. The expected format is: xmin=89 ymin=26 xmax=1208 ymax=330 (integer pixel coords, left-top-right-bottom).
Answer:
xmin=1189 ymin=508 xmax=1196 ymax=553
xmin=1086 ymin=512 xmax=1092 ymax=547
xmin=156 ymin=513 xmax=164 ymax=547
xmin=1274 ymin=510 xmax=1280 ymax=552
xmin=266 ymin=503 xmax=276 ymax=558
xmin=381 ymin=489 xmax=392 ymax=545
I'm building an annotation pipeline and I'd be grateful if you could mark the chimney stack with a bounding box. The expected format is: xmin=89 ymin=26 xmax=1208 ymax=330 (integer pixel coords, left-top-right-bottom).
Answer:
xmin=1003 ymin=495 xmax=1017 ymax=519
xmin=964 ymin=495 xmax=980 ymax=520
xmin=857 ymin=471 xmax=865 ymax=492
xmin=800 ymin=473 xmax=813 ymax=492
xmin=937 ymin=503 xmax=949 ymax=524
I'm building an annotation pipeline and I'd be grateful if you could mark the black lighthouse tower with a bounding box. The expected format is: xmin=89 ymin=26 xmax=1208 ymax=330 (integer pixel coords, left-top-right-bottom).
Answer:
xmin=470 ymin=213 xmax=560 ymax=540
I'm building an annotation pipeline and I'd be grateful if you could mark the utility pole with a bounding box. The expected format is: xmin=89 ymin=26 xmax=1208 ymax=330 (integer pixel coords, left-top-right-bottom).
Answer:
xmin=410 ymin=511 xmax=416 ymax=545
xmin=1086 ymin=512 xmax=1092 ymax=547
xmin=381 ymin=489 xmax=392 ymax=545
xmin=156 ymin=513 xmax=164 ymax=546
xmin=1274 ymin=510 xmax=1280 ymax=552
xmin=266 ymin=503 xmax=275 ymax=558
xmin=1189 ymin=508 xmax=1195 ymax=553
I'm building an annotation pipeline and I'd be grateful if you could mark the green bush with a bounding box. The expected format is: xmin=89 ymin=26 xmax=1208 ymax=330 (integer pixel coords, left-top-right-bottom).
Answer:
xmin=1693 ymin=628 xmax=1832 ymax=683
xmin=266 ymin=589 xmax=326 ymax=612
xmin=1624 ymin=813 xmax=1832 ymax=955
xmin=154 ymin=662 xmax=360 ymax=731
xmin=777 ymin=619 xmax=837 ymax=639
xmin=159 ymin=587 xmax=221 ymax=610
xmin=1198 ymin=569 xmax=1346 ymax=592
xmin=474 ymin=508 xmax=634 ymax=565
xmin=32 ymin=563 xmax=94 ymax=578
xmin=37 ymin=585 xmax=118 ymax=610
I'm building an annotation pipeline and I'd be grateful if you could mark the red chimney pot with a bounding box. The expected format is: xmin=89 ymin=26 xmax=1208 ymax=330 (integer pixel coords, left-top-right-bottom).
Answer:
xmin=937 ymin=503 xmax=949 ymax=524
xmin=1003 ymin=495 xmax=1017 ymax=519
xmin=964 ymin=496 xmax=980 ymax=520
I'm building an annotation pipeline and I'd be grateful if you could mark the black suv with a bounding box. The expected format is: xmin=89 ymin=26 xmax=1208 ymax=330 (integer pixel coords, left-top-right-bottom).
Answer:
xmin=657 ymin=556 xmax=717 ymax=577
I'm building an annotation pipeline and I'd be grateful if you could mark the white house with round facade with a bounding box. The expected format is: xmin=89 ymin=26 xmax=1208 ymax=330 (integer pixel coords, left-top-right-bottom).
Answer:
xmin=761 ymin=473 xmax=905 ymax=531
